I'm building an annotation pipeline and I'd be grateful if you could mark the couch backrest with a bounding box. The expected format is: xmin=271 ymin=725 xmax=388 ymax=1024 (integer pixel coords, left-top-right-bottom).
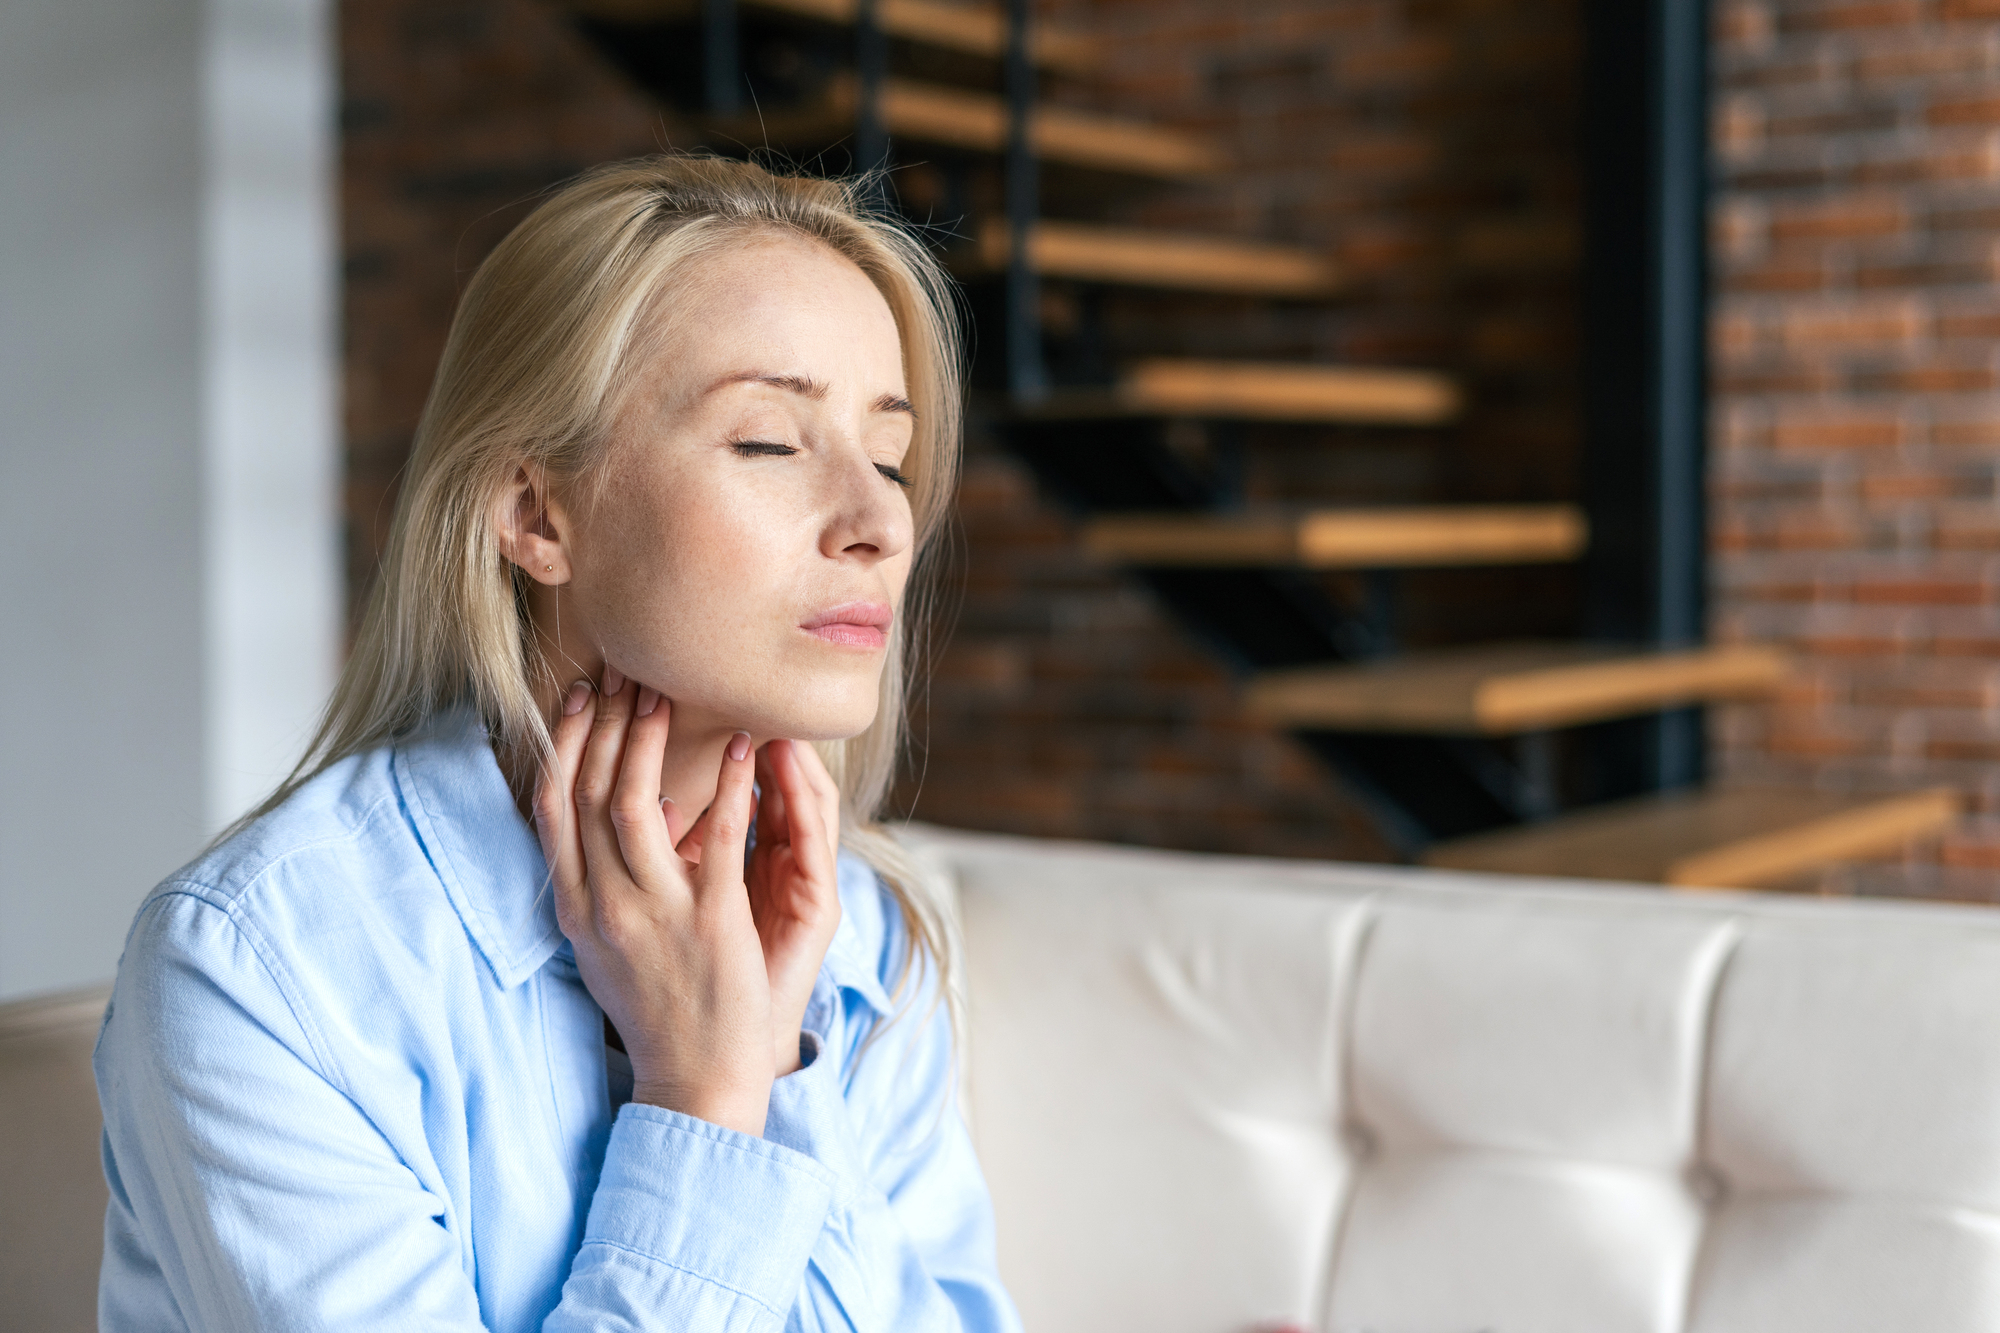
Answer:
xmin=0 ymin=985 xmax=110 ymax=1333
xmin=913 ymin=827 xmax=2000 ymax=1333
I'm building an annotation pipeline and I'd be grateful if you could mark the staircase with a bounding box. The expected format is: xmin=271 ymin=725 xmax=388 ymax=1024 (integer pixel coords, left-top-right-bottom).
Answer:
xmin=560 ymin=0 xmax=1960 ymax=888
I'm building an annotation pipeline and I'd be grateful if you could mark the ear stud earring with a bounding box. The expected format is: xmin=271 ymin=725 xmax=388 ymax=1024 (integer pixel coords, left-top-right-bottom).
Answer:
xmin=546 ymin=564 xmax=554 ymax=572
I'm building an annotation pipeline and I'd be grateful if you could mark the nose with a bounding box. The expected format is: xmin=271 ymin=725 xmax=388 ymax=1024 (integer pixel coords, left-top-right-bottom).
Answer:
xmin=819 ymin=436 xmax=914 ymax=566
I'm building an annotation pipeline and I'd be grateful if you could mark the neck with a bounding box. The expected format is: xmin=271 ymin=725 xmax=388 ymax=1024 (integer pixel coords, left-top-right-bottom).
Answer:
xmin=499 ymin=673 xmax=754 ymax=829
xmin=498 ymin=591 xmax=753 ymax=834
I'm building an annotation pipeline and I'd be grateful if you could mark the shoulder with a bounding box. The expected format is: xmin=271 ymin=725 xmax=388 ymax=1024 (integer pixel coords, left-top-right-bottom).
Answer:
xmin=130 ymin=746 xmax=416 ymax=941
xmin=103 ymin=752 xmax=411 ymax=1089
xmin=115 ymin=742 xmax=451 ymax=1031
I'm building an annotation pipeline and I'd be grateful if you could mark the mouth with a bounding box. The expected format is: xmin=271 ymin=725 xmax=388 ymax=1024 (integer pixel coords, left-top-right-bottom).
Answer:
xmin=800 ymin=600 xmax=893 ymax=651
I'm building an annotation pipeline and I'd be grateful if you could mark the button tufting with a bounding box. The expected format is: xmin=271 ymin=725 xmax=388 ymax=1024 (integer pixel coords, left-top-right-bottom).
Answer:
xmin=1686 ymin=1162 xmax=1727 ymax=1206
xmin=1341 ymin=1121 xmax=1377 ymax=1160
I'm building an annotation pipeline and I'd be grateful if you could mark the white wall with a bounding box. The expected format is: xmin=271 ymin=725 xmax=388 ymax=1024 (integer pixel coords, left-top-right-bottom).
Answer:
xmin=0 ymin=0 xmax=336 ymax=1002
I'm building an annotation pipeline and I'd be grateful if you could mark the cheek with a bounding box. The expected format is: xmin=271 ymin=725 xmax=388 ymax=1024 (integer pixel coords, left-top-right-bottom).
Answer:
xmin=576 ymin=477 xmax=805 ymax=665
xmin=601 ymin=491 xmax=761 ymax=610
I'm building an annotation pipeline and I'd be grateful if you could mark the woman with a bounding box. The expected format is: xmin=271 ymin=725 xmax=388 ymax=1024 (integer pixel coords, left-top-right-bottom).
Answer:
xmin=94 ymin=156 xmax=1022 ymax=1332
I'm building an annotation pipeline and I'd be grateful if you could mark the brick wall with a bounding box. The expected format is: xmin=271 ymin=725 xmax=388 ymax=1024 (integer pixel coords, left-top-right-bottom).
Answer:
xmin=1712 ymin=0 xmax=2000 ymax=881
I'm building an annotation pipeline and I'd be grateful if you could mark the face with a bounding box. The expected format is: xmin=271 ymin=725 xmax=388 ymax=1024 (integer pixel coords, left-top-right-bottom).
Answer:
xmin=540 ymin=234 xmax=917 ymax=743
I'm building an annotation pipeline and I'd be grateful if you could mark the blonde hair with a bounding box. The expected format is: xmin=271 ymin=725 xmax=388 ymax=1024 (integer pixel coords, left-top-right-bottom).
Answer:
xmin=249 ymin=154 xmax=961 ymax=1009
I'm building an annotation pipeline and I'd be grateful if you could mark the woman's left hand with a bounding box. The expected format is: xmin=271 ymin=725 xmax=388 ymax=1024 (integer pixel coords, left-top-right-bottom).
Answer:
xmin=743 ymin=738 xmax=843 ymax=1075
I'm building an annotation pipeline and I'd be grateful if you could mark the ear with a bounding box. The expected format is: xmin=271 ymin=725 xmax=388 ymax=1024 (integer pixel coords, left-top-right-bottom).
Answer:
xmin=495 ymin=465 xmax=572 ymax=585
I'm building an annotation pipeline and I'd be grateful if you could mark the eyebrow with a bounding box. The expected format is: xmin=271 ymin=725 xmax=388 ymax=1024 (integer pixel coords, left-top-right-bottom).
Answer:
xmin=710 ymin=371 xmax=916 ymax=418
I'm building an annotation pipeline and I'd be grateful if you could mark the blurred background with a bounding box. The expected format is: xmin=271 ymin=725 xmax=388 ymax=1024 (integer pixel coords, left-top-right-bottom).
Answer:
xmin=8 ymin=0 xmax=2000 ymax=1003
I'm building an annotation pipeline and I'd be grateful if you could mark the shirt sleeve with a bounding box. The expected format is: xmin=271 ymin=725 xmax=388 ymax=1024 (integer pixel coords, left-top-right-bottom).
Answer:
xmin=761 ymin=949 xmax=1024 ymax=1333
xmin=96 ymin=889 xmax=835 ymax=1332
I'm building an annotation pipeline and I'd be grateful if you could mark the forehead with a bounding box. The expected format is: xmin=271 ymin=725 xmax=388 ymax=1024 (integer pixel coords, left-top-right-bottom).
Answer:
xmin=661 ymin=234 xmax=900 ymax=363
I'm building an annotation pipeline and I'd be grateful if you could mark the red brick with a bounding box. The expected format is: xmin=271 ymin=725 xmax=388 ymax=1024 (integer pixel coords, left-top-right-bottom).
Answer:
xmin=1935 ymin=306 xmax=2000 ymax=339
xmin=1727 ymin=259 xmax=1832 ymax=292
xmin=1718 ymin=95 xmax=1765 ymax=159
xmin=1780 ymin=299 xmax=1924 ymax=349
xmin=1776 ymin=510 xmax=1869 ymax=548
xmin=1851 ymin=364 xmax=2000 ymax=393
xmin=1717 ymin=365 xmax=1839 ymax=393
xmin=1769 ymin=193 xmax=1907 ymax=241
xmin=1781 ymin=0 xmax=1924 ymax=29
xmin=1861 ymin=471 xmax=1991 ymax=501
xmin=1770 ymin=406 xmax=1908 ymax=450
xmin=1325 ymin=131 xmax=1439 ymax=178
xmin=1925 ymin=739 xmax=2000 ymax=762
xmin=1941 ymin=819 xmax=2000 ymax=868
xmin=1768 ymin=729 xmax=1874 ymax=758
xmin=1852 ymin=576 xmax=1991 ymax=605
xmin=1717 ymin=2 xmax=1778 ymax=50
xmin=1856 ymin=254 xmax=2000 ymax=289
xmin=1929 ymin=94 xmax=2000 ymax=126
xmin=1714 ymin=310 xmax=1765 ymax=357
xmin=1855 ymin=137 xmax=2000 ymax=183
xmin=1854 ymin=40 xmax=1996 ymax=81
xmin=1767 ymin=103 xmax=1902 ymax=137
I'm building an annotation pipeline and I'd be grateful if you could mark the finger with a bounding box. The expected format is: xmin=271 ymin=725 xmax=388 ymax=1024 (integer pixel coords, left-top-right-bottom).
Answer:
xmin=608 ymin=687 xmax=677 ymax=882
xmin=575 ymin=667 xmax=639 ymax=882
xmin=660 ymin=795 xmax=687 ymax=849
xmin=534 ymin=680 xmax=596 ymax=927
xmin=675 ymin=808 xmax=710 ymax=866
xmin=695 ymin=731 xmax=757 ymax=899
xmin=793 ymin=739 xmax=843 ymax=867
xmin=774 ymin=739 xmax=838 ymax=887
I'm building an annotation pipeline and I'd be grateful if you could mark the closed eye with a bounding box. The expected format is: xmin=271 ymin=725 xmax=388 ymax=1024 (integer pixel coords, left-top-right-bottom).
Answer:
xmin=734 ymin=438 xmax=909 ymax=489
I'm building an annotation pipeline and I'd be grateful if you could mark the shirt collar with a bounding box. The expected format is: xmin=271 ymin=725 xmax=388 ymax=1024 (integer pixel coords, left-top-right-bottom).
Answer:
xmin=820 ymin=853 xmax=900 ymax=1016
xmin=392 ymin=706 xmax=564 ymax=990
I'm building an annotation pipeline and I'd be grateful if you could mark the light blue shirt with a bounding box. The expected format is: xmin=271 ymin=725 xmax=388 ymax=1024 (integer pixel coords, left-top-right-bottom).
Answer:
xmin=94 ymin=707 xmax=1022 ymax=1332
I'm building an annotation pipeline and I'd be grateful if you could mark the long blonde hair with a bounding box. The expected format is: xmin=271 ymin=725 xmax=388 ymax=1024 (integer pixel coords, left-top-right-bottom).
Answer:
xmin=250 ymin=154 xmax=961 ymax=1007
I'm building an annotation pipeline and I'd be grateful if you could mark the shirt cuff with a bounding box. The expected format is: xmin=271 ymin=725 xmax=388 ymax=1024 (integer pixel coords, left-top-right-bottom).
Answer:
xmin=763 ymin=1030 xmax=868 ymax=1202
xmin=581 ymin=1101 xmax=836 ymax=1318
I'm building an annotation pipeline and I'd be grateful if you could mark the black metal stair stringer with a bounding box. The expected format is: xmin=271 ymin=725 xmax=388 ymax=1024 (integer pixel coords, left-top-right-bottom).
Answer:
xmin=1000 ymin=415 xmax=1530 ymax=851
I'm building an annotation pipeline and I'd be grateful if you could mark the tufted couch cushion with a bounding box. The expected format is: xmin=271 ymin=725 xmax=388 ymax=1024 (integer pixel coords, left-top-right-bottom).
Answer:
xmin=910 ymin=827 xmax=2000 ymax=1333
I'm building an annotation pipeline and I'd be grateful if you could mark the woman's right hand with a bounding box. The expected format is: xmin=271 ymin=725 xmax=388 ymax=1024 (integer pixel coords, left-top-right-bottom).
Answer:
xmin=532 ymin=668 xmax=775 ymax=1137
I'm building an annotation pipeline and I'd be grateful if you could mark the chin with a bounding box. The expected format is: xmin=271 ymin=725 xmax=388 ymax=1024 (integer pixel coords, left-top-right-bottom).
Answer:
xmin=728 ymin=685 xmax=881 ymax=744
xmin=767 ymin=704 xmax=881 ymax=744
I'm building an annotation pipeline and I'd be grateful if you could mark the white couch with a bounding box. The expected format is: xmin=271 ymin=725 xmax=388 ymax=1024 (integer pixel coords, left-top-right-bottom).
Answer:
xmin=8 ymin=829 xmax=2000 ymax=1332
xmin=908 ymin=826 xmax=2000 ymax=1333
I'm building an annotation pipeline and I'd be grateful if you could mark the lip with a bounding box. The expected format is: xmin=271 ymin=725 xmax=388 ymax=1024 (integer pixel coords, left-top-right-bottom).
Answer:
xmin=801 ymin=600 xmax=893 ymax=650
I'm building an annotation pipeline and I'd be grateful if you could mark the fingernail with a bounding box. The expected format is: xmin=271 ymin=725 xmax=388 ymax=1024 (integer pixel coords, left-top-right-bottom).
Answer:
xmin=563 ymin=681 xmax=590 ymax=716
xmin=603 ymin=664 xmax=624 ymax=695
xmin=728 ymin=731 xmax=751 ymax=762
xmin=637 ymin=687 xmax=658 ymax=717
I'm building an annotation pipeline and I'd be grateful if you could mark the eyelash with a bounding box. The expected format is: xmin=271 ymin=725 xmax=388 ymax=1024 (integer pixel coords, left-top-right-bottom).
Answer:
xmin=731 ymin=439 xmax=913 ymax=490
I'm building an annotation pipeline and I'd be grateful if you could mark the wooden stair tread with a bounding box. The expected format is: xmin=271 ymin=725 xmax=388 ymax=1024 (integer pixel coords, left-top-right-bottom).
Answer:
xmin=965 ymin=218 xmax=1341 ymax=296
xmin=569 ymin=0 xmax=1099 ymax=73
xmin=712 ymin=76 xmax=1221 ymax=178
xmin=1084 ymin=505 xmax=1587 ymax=569
xmin=1025 ymin=359 xmax=1461 ymax=425
xmin=1246 ymin=640 xmax=1789 ymax=735
xmin=1424 ymin=786 xmax=1963 ymax=890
